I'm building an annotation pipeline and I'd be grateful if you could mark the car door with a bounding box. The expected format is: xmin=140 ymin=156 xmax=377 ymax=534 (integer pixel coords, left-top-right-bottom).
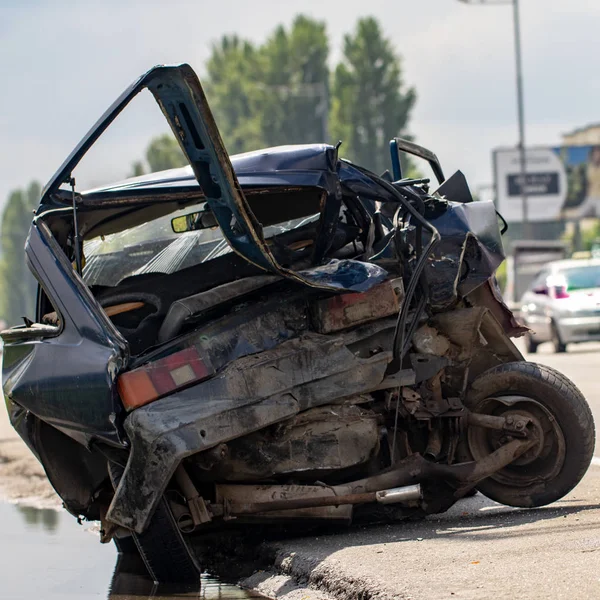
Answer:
xmin=1 ymin=218 xmax=129 ymax=446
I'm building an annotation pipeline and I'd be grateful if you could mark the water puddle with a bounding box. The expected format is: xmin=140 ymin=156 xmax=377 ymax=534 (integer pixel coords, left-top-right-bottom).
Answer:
xmin=0 ymin=503 xmax=265 ymax=599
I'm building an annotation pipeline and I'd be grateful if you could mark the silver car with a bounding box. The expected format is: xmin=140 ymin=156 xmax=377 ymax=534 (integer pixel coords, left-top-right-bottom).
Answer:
xmin=520 ymin=258 xmax=600 ymax=353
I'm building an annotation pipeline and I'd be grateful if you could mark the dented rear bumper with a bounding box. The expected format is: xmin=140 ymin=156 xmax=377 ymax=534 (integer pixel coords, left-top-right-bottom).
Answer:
xmin=108 ymin=332 xmax=396 ymax=532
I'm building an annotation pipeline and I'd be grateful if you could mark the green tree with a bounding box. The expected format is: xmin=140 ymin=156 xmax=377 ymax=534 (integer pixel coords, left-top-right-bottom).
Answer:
xmin=129 ymin=160 xmax=145 ymax=177
xmin=129 ymin=36 xmax=261 ymax=178
xmin=205 ymin=35 xmax=264 ymax=153
xmin=131 ymin=15 xmax=416 ymax=178
xmin=0 ymin=181 xmax=41 ymax=325
xmin=129 ymin=133 xmax=187 ymax=177
xmin=258 ymin=15 xmax=330 ymax=146
xmin=145 ymin=133 xmax=187 ymax=172
xmin=331 ymin=17 xmax=416 ymax=175
xmin=561 ymin=219 xmax=600 ymax=254
xmin=204 ymin=15 xmax=330 ymax=151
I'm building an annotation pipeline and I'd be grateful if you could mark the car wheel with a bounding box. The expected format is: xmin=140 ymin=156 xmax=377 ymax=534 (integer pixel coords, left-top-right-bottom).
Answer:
xmin=462 ymin=361 xmax=594 ymax=508
xmin=524 ymin=333 xmax=539 ymax=354
xmin=551 ymin=322 xmax=567 ymax=353
xmin=131 ymin=496 xmax=202 ymax=584
xmin=113 ymin=534 xmax=139 ymax=555
xmin=108 ymin=463 xmax=202 ymax=584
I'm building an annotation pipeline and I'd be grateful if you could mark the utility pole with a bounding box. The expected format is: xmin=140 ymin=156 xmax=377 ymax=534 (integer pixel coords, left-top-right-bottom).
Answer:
xmin=512 ymin=0 xmax=529 ymax=237
xmin=458 ymin=0 xmax=529 ymax=237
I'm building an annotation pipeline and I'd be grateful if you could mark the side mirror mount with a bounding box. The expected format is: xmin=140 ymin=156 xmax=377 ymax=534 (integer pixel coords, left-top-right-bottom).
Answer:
xmin=389 ymin=137 xmax=445 ymax=184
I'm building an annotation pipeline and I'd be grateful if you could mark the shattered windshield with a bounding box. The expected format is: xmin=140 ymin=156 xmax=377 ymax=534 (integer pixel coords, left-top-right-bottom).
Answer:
xmin=82 ymin=202 xmax=319 ymax=287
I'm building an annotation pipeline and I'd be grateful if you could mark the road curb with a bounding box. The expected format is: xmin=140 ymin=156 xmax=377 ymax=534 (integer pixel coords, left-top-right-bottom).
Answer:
xmin=239 ymin=543 xmax=408 ymax=600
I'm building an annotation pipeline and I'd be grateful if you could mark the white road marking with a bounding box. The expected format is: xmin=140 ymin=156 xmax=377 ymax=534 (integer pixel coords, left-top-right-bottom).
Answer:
xmin=591 ymin=457 xmax=600 ymax=467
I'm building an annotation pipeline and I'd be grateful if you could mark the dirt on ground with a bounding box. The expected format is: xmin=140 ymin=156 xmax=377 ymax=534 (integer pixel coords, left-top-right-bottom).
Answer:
xmin=0 ymin=404 xmax=60 ymax=508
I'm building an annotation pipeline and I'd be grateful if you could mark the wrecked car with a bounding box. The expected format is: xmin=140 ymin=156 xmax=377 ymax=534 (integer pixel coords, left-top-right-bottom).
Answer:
xmin=2 ymin=64 xmax=595 ymax=583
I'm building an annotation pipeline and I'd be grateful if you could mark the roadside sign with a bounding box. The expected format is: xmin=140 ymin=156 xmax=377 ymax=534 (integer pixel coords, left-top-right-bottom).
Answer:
xmin=493 ymin=145 xmax=600 ymax=223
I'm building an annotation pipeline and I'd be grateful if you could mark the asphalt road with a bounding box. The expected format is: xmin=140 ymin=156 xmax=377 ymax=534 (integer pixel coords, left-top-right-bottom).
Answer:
xmin=522 ymin=340 xmax=600 ymax=451
xmin=2 ymin=340 xmax=600 ymax=599
xmin=248 ymin=339 xmax=600 ymax=600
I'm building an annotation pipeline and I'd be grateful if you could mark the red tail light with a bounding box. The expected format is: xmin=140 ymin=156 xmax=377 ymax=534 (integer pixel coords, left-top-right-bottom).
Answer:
xmin=552 ymin=285 xmax=570 ymax=299
xmin=118 ymin=346 xmax=214 ymax=411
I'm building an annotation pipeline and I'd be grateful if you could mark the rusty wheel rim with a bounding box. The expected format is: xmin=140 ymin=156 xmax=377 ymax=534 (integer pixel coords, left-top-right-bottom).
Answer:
xmin=467 ymin=395 xmax=566 ymax=487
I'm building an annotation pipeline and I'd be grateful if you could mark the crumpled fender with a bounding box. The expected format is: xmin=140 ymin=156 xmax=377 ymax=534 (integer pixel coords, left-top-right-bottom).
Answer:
xmin=425 ymin=200 xmax=505 ymax=310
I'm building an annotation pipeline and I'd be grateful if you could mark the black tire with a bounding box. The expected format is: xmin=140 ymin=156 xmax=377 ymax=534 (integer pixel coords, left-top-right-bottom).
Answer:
xmin=463 ymin=361 xmax=594 ymax=508
xmin=113 ymin=534 xmax=139 ymax=555
xmin=524 ymin=333 xmax=539 ymax=354
xmin=132 ymin=496 xmax=202 ymax=584
xmin=108 ymin=463 xmax=201 ymax=584
xmin=551 ymin=322 xmax=567 ymax=353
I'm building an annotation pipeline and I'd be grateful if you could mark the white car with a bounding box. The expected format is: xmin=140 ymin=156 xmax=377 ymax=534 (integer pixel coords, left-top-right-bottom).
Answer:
xmin=520 ymin=258 xmax=600 ymax=353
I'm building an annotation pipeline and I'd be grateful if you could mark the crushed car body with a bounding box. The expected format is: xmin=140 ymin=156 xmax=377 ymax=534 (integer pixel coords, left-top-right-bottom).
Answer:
xmin=2 ymin=64 xmax=594 ymax=583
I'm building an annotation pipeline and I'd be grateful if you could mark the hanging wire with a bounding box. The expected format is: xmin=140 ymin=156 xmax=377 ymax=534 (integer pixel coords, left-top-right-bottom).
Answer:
xmin=372 ymin=177 xmax=442 ymax=462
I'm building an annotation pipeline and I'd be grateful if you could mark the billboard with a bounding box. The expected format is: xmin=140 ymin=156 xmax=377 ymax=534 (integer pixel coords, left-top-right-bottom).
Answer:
xmin=493 ymin=145 xmax=600 ymax=223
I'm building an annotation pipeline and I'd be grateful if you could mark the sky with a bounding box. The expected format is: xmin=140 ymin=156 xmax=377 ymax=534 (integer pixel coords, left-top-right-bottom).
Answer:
xmin=1 ymin=0 xmax=599 ymax=208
